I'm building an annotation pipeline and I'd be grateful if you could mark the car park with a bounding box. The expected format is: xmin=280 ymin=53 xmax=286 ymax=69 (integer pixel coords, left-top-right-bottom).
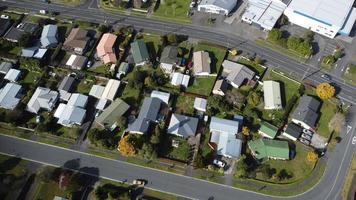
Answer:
xmin=213 ymin=159 xmax=226 ymax=168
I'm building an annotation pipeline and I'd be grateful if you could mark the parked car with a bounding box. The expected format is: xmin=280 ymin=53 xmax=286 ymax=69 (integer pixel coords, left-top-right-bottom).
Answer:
xmin=302 ymin=129 xmax=313 ymax=136
xmin=0 ymin=15 xmax=9 ymax=19
xmin=299 ymin=138 xmax=310 ymax=145
xmin=213 ymin=159 xmax=226 ymax=168
xmin=39 ymin=10 xmax=47 ymax=14
xmin=301 ymin=133 xmax=312 ymax=141
xmin=86 ymin=60 xmax=92 ymax=68
xmin=132 ymin=179 xmax=146 ymax=186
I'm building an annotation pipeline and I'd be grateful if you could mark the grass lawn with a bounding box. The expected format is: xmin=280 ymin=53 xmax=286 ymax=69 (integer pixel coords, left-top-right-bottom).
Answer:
xmin=9 ymin=46 xmax=22 ymax=56
xmin=237 ymin=57 xmax=266 ymax=77
xmin=164 ymin=136 xmax=190 ymax=162
xmin=51 ymin=0 xmax=85 ymax=5
xmin=88 ymin=65 xmax=110 ymax=75
xmin=256 ymin=39 xmax=306 ymax=62
xmin=174 ymin=95 xmax=195 ymax=115
xmin=142 ymin=33 xmax=162 ymax=58
xmin=34 ymin=181 xmax=70 ymax=200
xmin=343 ymin=64 xmax=356 ymax=85
xmin=76 ymin=78 xmax=95 ymax=94
xmin=342 ymin=151 xmax=356 ymax=199
xmin=260 ymin=142 xmax=316 ymax=183
xmin=75 ymin=20 xmax=97 ymax=29
xmin=304 ymin=87 xmax=338 ymax=139
xmin=120 ymin=84 xmax=141 ymax=107
xmin=0 ymin=154 xmax=28 ymax=177
xmin=186 ymin=76 xmax=216 ymax=96
xmin=194 ymin=42 xmax=227 ymax=74
xmin=153 ymin=0 xmax=191 ymax=23
xmin=19 ymin=70 xmax=42 ymax=86
xmin=143 ymin=188 xmax=178 ymax=200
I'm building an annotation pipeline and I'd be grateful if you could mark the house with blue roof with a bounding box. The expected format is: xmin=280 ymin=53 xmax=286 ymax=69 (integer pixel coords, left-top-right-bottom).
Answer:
xmin=209 ymin=117 xmax=242 ymax=159
xmin=0 ymin=83 xmax=22 ymax=110
xmin=41 ymin=25 xmax=58 ymax=48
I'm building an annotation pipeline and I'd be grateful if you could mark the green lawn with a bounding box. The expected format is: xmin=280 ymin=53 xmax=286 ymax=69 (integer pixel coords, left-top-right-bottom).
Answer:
xmin=76 ymin=78 xmax=95 ymax=94
xmin=174 ymin=95 xmax=195 ymax=115
xmin=343 ymin=64 xmax=356 ymax=85
xmin=164 ymin=136 xmax=190 ymax=162
xmin=142 ymin=33 xmax=162 ymax=53
xmin=268 ymin=70 xmax=301 ymax=103
xmin=260 ymin=142 xmax=316 ymax=183
xmin=342 ymin=151 xmax=356 ymax=199
xmin=75 ymin=20 xmax=97 ymax=29
xmin=34 ymin=181 xmax=70 ymax=200
xmin=237 ymin=57 xmax=267 ymax=77
xmin=120 ymin=85 xmax=141 ymax=107
xmin=186 ymin=76 xmax=216 ymax=96
xmin=19 ymin=70 xmax=42 ymax=86
xmin=51 ymin=0 xmax=84 ymax=6
xmin=9 ymin=46 xmax=22 ymax=56
xmin=153 ymin=0 xmax=191 ymax=23
xmin=256 ymin=39 xmax=306 ymax=62
xmin=88 ymin=65 xmax=110 ymax=75
xmin=194 ymin=42 xmax=227 ymax=74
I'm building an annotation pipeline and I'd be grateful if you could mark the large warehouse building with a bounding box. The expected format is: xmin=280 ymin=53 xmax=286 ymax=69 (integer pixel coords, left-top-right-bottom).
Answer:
xmin=284 ymin=0 xmax=356 ymax=38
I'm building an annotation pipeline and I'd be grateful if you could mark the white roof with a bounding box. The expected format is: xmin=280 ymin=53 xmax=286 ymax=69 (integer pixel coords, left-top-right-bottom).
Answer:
xmin=171 ymin=73 xmax=190 ymax=87
xmin=96 ymin=98 xmax=108 ymax=110
xmin=66 ymin=54 xmax=77 ymax=66
xmin=242 ymin=0 xmax=286 ymax=30
xmin=67 ymin=93 xmax=88 ymax=108
xmin=263 ymin=80 xmax=282 ymax=109
xmin=33 ymin=48 xmax=47 ymax=59
xmin=182 ymin=74 xmax=190 ymax=87
xmin=151 ymin=90 xmax=170 ymax=104
xmin=89 ymin=85 xmax=105 ymax=99
xmin=286 ymin=0 xmax=354 ymax=27
xmin=194 ymin=97 xmax=207 ymax=112
xmin=54 ymin=103 xmax=86 ymax=127
xmin=340 ymin=7 xmax=356 ymax=35
xmin=199 ymin=0 xmax=237 ymax=12
xmin=26 ymin=87 xmax=58 ymax=114
xmin=0 ymin=83 xmax=22 ymax=110
xmin=4 ymin=69 xmax=21 ymax=82
xmin=102 ymin=79 xmax=120 ymax=101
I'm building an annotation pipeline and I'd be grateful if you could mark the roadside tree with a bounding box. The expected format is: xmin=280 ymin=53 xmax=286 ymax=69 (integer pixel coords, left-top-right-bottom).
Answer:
xmin=316 ymin=83 xmax=335 ymax=100
xmin=118 ymin=135 xmax=137 ymax=156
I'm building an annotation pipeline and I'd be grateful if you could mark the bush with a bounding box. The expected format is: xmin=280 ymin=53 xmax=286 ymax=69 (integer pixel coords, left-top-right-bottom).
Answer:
xmin=297 ymin=41 xmax=313 ymax=57
xmin=287 ymin=36 xmax=301 ymax=51
xmin=267 ymin=28 xmax=282 ymax=42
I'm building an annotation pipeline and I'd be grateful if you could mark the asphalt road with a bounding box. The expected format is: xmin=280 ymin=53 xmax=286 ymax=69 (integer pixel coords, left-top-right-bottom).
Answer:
xmin=1 ymin=0 xmax=356 ymax=199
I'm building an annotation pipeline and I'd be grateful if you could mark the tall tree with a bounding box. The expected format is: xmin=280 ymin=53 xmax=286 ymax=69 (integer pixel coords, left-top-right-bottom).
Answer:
xmin=118 ymin=135 xmax=137 ymax=156
xmin=316 ymin=82 xmax=335 ymax=100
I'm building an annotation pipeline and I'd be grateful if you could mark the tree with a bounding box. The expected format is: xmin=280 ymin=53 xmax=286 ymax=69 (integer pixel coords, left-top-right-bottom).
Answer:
xmin=254 ymin=57 xmax=264 ymax=65
xmin=242 ymin=126 xmax=250 ymax=136
xmin=118 ymin=135 xmax=137 ymax=156
xmin=138 ymin=143 xmax=157 ymax=159
xmin=235 ymin=155 xmax=248 ymax=178
xmin=144 ymin=76 xmax=156 ymax=88
xmin=287 ymin=36 xmax=301 ymax=51
xmin=246 ymin=91 xmax=261 ymax=107
xmin=18 ymin=33 xmax=33 ymax=47
xmin=229 ymin=48 xmax=238 ymax=56
xmin=267 ymin=28 xmax=282 ymax=42
xmin=329 ymin=112 xmax=345 ymax=133
xmin=116 ymin=116 xmax=127 ymax=131
xmin=303 ymin=31 xmax=314 ymax=43
xmin=316 ymin=82 xmax=335 ymax=100
xmin=259 ymin=164 xmax=276 ymax=179
xmin=277 ymin=169 xmax=293 ymax=181
xmin=150 ymin=126 xmax=161 ymax=145
xmin=307 ymin=151 xmax=318 ymax=162
xmin=166 ymin=33 xmax=178 ymax=45
xmin=177 ymin=47 xmax=184 ymax=56
xmin=333 ymin=49 xmax=343 ymax=60
xmin=98 ymin=24 xmax=109 ymax=33
xmin=193 ymin=150 xmax=204 ymax=169
xmin=297 ymin=41 xmax=313 ymax=57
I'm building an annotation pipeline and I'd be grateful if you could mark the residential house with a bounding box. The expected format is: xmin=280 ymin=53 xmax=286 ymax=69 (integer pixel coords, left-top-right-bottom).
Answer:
xmin=194 ymin=97 xmax=207 ymax=112
xmin=26 ymin=87 xmax=59 ymax=114
xmin=41 ymin=24 xmax=58 ymax=48
xmin=209 ymin=117 xmax=242 ymax=159
xmin=0 ymin=18 xmax=12 ymax=36
xmin=67 ymin=93 xmax=88 ymax=108
xmin=4 ymin=69 xmax=21 ymax=82
xmin=54 ymin=103 xmax=86 ymax=127
xmin=171 ymin=72 xmax=190 ymax=88
xmin=248 ymin=138 xmax=289 ymax=162
xmin=282 ymin=123 xmax=303 ymax=141
xmin=131 ymin=40 xmax=150 ymax=66
xmin=21 ymin=47 xmax=48 ymax=59
xmin=0 ymin=62 xmax=13 ymax=74
xmin=58 ymin=76 xmax=75 ymax=101
xmin=198 ymin=0 xmax=237 ymax=15
xmin=160 ymin=45 xmax=180 ymax=74
xmin=102 ymin=79 xmax=120 ymax=101
xmin=0 ymin=83 xmax=22 ymax=110
xmin=95 ymin=98 xmax=130 ymax=131
xmin=151 ymin=90 xmax=170 ymax=104
xmin=96 ymin=33 xmax=117 ymax=64
xmin=66 ymin=54 xmax=87 ymax=70
xmin=167 ymin=113 xmax=199 ymax=139
xmin=258 ymin=121 xmax=278 ymax=139
xmin=63 ymin=28 xmax=89 ymax=55
xmin=213 ymin=79 xmax=228 ymax=96
xmin=222 ymin=60 xmax=255 ymax=88
xmin=127 ymin=97 xmax=162 ymax=134
xmin=291 ymin=95 xmax=320 ymax=130
xmin=263 ymin=80 xmax=282 ymax=109
xmin=193 ymin=51 xmax=211 ymax=76
xmin=89 ymin=85 xmax=105 ymax=99
xmin=96 ymin=98 xmax=109 ymax=111
xmin=241 ymin=0 xmax=287 ymax=31
xmin=4 ymin=23 xmax=39 ymax=43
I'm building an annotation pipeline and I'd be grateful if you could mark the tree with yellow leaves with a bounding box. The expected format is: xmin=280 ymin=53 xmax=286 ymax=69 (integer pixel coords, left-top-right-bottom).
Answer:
xmin=242 ymin=126 xmax=250 ymax=136
xmin=316 ymin=82 xmax=335 ymax=100
xmin=229 ymin=48 xmax=238 ymax=56
xmin=118 ymin=135 xmax=136 ymax=156
xmin=307 ymin=151 xmax=318 ymax=162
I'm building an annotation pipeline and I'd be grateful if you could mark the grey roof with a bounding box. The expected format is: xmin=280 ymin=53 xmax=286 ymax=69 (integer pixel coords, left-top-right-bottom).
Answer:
xmin=118 ymin=62 xmax=130 ymax=74
xmin=26 ymin=87 xmax=58 ymax=114
xmin=130 ymin=40 xmax=150 ymax=64
xmin=58 ymin=76 xmax=75 ymax=92
xmin=0 ymin=83 xmax=22 ymax=110
xmin=21 ymin=47 xmax=37 ymax=57
xmin=96 ymin=98 xmax=108 ymax=110
xmin=151 ymin=90 xmax=170 ymax=104
xmin=54 ymin=103 xmax=86 ymax=127
xmin=167 ymin=113 xmax=199 ymax=138
xmin=284 ymin=123 xmax=302 ymax=139
xmin=199 ymin=0 xmax=237 ymax=11
xmin=292 ymin=95 xmax=320 ymax=127
xmin=4 ymin=23 xmax=39 ymax=42
xmin=89 ymin=85 xmax=105 ymax=99
xmin=67 ymin=93 xmax=88 ymax=108
xmin=0 ymin=18 xmax=12 ymax=36
xmin=127 ymin=97 xmax=162 ymax=134
xmin=223 ymin=61 xmax=255 ymax=87
xmin=95 ymin=98 xmax=130 ymax=129
xmin=160 ymin=46 xmax=179 ymax=65
xmin=0 ymin=62 xmax=13 ymax=74
xmin=41 ymin=25 xmax=58 ymax=48
xmin=4 ymin=69 xmax=21 ymax=82
xmin=210 ymin=117 xmax=240 ymax=134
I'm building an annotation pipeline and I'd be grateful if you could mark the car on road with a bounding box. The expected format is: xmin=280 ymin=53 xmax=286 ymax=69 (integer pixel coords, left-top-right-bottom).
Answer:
xmin=213 ymin=159 xmax=225 ymax=168
xmin=39 ymin=10 xmax=47 ymax=14
xmin=50 ymin=11 xmax=59 ymax=16
xmin=321 ymin=74 xmax=331 ymax=80
xmin=132 ymin=179 xmax=146 ymax=186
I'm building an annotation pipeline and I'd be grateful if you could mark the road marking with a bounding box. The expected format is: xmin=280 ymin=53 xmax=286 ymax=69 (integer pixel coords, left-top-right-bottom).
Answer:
xmin=347 ymin=125 xmax=352 ymax=135
xmin=352 ymin=137 xmax=356 ymax=145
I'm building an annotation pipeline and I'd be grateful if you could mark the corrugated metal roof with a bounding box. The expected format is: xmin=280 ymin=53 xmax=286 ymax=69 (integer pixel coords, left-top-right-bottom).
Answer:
xmin=0 ymin=83 xmax=22 ymax=110
xmin=67 ymin=93 xmax=88 ymax=108
xmin=4 ymin=69 xmax=21 ymax=82
xmin=131 ymin=40 xmax=149 ymax=64
xmin=95 ymin=98 xmax=129 ymax=129
xmin=167 ymin=113 xmax=199 ymax=138
xmin=151 ymin=90 xmax=170 ymax=104
xmin=263 ymin=80 xmax=282 ymax=109
xmin=89 ymin=85 xmax=105 ymax=99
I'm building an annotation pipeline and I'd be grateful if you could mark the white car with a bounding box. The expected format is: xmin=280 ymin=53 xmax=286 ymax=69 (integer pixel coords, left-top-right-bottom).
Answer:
xmin=0 ymin=15 xmax=9 ymax=19
xmin=39 ymin=10 xmax=47 ymax=14
xmin=213 ymin=159 xmax=225 ymax=168
xmin=86 ymin=60 xmax=92 ymax=68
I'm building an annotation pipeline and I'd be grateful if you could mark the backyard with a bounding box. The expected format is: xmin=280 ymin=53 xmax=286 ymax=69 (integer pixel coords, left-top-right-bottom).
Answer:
xmin=161 ymin=135 xmax=190 ymax=162
xmin=153 ymin=0 xmax=191 ymax=23
xmin=34 ymin=181 xmax=70 ymax=200
xmin=174 ymin=94 xmax=195 ymax=115
xmin=186 ymin=76 xmax=216 ymax=97
xmin=194 ymin=42 xmax=227 ymax=74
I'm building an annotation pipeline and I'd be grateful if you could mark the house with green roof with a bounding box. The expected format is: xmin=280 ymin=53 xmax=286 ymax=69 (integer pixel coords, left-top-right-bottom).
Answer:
xmin=118 ymin=62 xmax=130 ymax=78
xmin=95 ymin=98 xmax=130 ymax=131
xmin=258 ymin=121 xmax=279 ymax=139
xmin=130 ymin=40 xmax=150 ymax=66
xmin=248 ymin=139 xmax=289 ymax=162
